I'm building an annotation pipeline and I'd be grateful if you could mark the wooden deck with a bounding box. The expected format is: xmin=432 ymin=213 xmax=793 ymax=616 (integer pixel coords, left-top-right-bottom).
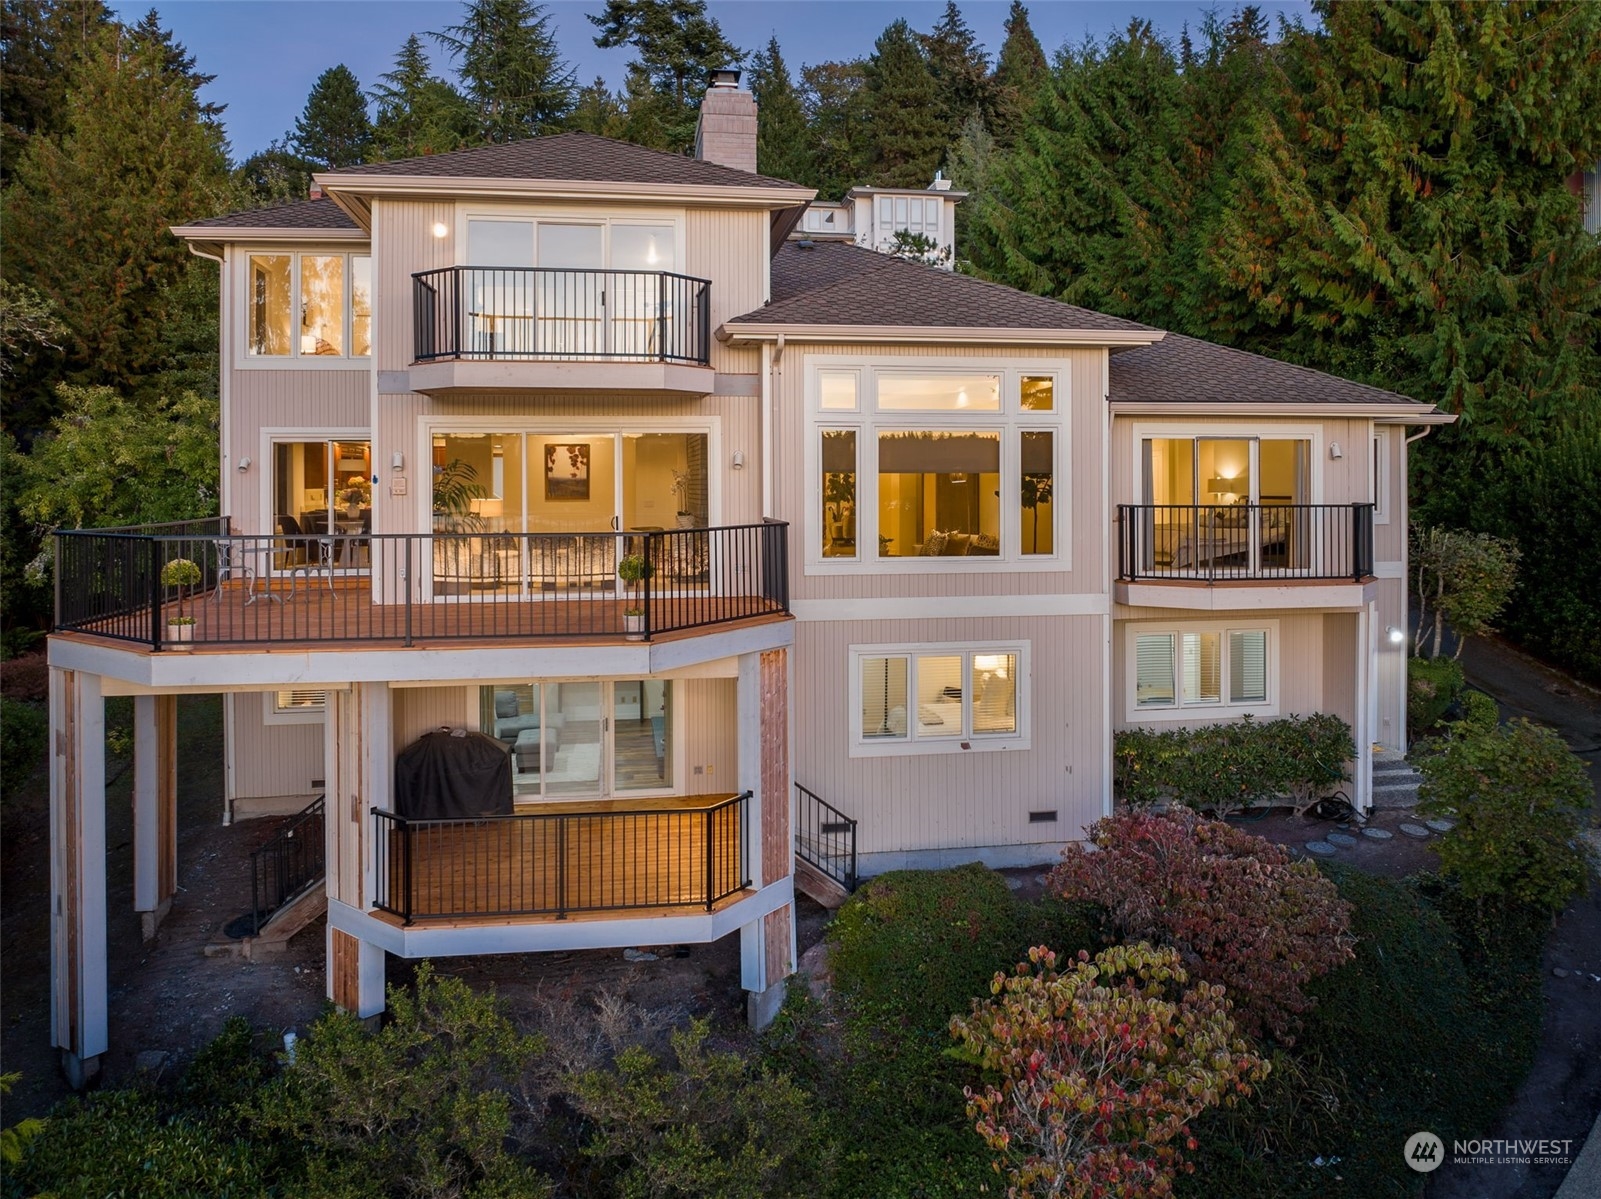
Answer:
xmin=372 ymin=793 xmax=749 ymax=923
xmin=61 ymin=580 xmax=788 ymax=652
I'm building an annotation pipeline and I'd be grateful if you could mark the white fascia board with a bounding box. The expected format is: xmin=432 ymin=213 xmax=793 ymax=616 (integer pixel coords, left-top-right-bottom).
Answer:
xmin=316 ymin=174 xmax=816 ymax=210
xmin=1110 ymin=402 xmax=1447 ymax=420
xmin=719 ymin=324 xmax=1163 ymax=347
xmin=170 ymin=225 xmax=368 ymax=245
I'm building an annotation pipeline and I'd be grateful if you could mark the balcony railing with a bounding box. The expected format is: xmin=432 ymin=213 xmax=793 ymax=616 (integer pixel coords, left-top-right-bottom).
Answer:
xmin=53 ymin=521 xmax=789 ymax=650
xmin=371 ymin=793 xmax=751 ymax=923
xmin=413 ymin=266 xmax=711 ymax=366
xmin=1117 ymin=503 xmax=1374 ymax=582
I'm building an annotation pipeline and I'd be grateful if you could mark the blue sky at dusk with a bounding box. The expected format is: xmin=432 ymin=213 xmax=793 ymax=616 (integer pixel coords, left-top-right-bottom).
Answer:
xmin=108 ymin=1 xmax=1315 ymax=161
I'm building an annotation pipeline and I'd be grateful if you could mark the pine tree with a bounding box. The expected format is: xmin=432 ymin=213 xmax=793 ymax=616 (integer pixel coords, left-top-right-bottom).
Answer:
xmin=126 ymin=8 xmax=224 ymax=126
xmin=589 ymin=0 xmax=742 ymax=152
xmin=435 ymin=0 xmax=574 ymax=143
xmin=291 ymin=64 xmax=373 ymax=168
xmin=922 ymin=1 xmax=990 ymax=143
xmin=370 ymin=34 xmax=471 ymax=160
xmin=945 ymin=111 xmax=997 ymax=268
xmin=1 ymin=21 xmax=232 ymax=430
xmin=233 ymin=138 xmax=315 ymax=206
xmin=989 ymin=0 xmax=1047 ymax=145
xmin=864 ymin=19 xmax=946 ymax=188
xmin=568 ymin=75 xmax=626 ymax=138
xmin=748 ymin=37 xmax=810 ymax=183
xmin=0 ymin=0 xmax=113 ymax=176
xmin=801 ymin=58 xmax=871 ymax=200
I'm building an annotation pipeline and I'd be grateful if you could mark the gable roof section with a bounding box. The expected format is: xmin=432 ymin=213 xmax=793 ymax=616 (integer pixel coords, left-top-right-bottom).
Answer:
xmin=325 ymin=131 xmax=803 ymax=191
xmin=176 ymin=197 xmax=361 ymax=233
xmin=1110 ymin=333 xmax=1436 ymax=411
xmin=735 ymin=241 xmax=1155 ymax=335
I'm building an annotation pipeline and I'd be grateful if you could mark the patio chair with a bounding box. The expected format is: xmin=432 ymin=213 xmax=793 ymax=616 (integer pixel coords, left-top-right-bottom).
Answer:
xmin=210 ymin=539 xmax=257 ymax=602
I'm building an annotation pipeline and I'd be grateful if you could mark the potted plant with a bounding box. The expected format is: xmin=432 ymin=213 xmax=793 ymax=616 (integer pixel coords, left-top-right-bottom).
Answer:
xmin=618 ymin=552 xmax=650 ymax=639
xmin=670 ymin=469 xmax=696 ymax=529
xmin=161 ymin=557 xmax=202 ymax=645
xmin=339 ymin=474 xmax=371 ymax=520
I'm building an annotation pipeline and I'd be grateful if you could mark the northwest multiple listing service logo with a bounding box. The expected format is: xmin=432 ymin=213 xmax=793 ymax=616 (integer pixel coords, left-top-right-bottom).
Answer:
xmin=1405 ymin=1132 xmax=1574 ymax=1173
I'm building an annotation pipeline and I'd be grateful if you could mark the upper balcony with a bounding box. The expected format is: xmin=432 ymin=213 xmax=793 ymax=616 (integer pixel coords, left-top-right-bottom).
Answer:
xmin=52 ymin=519 xmax=789 ymax=659
xmin=409 ymin=266 xmax=715 ymax=395
xmin=1115 ymin=503 xmax=1375 ymax=610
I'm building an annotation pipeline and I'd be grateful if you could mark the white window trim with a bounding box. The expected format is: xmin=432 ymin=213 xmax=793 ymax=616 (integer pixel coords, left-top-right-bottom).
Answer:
xmin=1371 ymin=430 xmax=1391 ymax=524
xmin=234 ymin=247 xmax=372 ymax=370
xmin=806 ymin=356 xmax=1069 ymax=576
xmin=848 ymin=640 xmax=1031 ymax=758
xmin=1124 ymin=619 xmax=1279 ymax=724
xmin=1130 ymin=422 xmax=1325 ymax=506
xmin=260 ymin=428 xmax=372 ymax=545
xmin=263 ymin=689 xmax=327 ymax=725
xmin=455 ymin=204 xmax=686 ymax=271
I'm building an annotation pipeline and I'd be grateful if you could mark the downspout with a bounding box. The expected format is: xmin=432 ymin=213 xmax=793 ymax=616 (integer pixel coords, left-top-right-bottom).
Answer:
xmin=762 ymin=335 xmax=785 ymax=519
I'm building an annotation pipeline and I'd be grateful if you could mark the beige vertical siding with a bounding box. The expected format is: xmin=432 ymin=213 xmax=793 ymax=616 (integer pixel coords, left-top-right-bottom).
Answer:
xmin=685 ymin=208 xmax=764 ymax=375
xmin=793 ymin=615 xmax=1107 ymax=855
xmin=227 ymin=694 xmax=325 ymax=800
xmin=373 ymin=198 xmax=456 ymax=374
xmin=394 ymin=686 xmax=472 ymax=747
xmin=227 ymin=371 xmax=371 ymax=535
xmin=678 ymin=677 xmax=738 ymax=795
xmin=778 ymin=344 xmax=1107 ymax=601
xmin=1373 ymin=425 xmax=1406 ymax=563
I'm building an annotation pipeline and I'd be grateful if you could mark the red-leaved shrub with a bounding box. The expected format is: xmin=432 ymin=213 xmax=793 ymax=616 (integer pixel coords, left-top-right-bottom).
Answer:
xmin=1048 ymin=809 xmax=1354 ymax=1044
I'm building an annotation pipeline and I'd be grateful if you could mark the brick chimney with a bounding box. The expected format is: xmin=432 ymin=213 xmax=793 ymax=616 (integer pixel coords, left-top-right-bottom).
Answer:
xmin=693 ymin=68 xmax=757 ymax=175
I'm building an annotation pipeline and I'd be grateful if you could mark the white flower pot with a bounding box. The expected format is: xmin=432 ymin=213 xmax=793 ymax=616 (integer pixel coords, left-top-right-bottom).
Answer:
xmin=167 ymin=622 xmax=194 ymax=646
xmin=623 ymin=612 xmax=646 ymax=641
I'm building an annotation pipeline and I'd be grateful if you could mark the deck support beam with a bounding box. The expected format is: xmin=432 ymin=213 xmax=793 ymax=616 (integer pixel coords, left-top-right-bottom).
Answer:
xmin=325 ymin=683 xmax=391 ymax=1017
xmin=738 ymin=648 xmax=795 ymax=1030
xmin=49 ymin=666 xmax=107 ymax=1088
xmin=133 ymin=694 xmax=178 ymax=940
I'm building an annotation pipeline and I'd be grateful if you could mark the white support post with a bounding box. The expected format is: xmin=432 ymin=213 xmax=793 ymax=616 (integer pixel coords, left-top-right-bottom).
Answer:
xmin=1355 ymin=606 xmax=1374 ymax=813
xmin=49 ymin=667 xmax=107 ymax=1087
xmin=132 ymin=694 xmax=177 ymax=939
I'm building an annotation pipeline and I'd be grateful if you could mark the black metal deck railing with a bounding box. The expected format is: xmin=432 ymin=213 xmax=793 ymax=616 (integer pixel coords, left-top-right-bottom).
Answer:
xmin=52 ymin=521 xmax=789 ymax=650
xmin=413 ymin=266 xmax=712 ymax=365
xmin=794 ymin=782 xmax=857 ymax=893
xmin=249 ymin=796 xmax=326 ymax=935
xmin=1116 ymin=503 xmax=1374 ymax=582
xmin=370 ymin=792 xmax=751 ymax=924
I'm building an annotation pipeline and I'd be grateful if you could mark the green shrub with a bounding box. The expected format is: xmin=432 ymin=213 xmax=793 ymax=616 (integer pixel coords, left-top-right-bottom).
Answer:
xmin=1112 ymin=713 xmax=1353 ymax=816
xmin=1407 ymin=655 xmax=1464 ymax=733
xmin=0 ymin=697 xmax=47 ymax=789
xmin=571 ymin=1019 xmax=832 ymax=1199
xmin=1455 ymin=688 xmax=1500 ymax=734
xmin=1416 ymin=718 xmax=1592 ymax=914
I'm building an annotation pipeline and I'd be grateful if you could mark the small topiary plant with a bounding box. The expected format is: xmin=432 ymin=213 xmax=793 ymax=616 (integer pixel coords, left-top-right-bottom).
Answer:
xmin=950 ymin=941 xmax=1269 ymax=1199
xmin=1416 ymin=717 xmax=1592 ymax=917
xmin=160 ymin=556 xmax=202 ymax=628
xmin=1049 ymin=809 xmax=1354 ymax=1045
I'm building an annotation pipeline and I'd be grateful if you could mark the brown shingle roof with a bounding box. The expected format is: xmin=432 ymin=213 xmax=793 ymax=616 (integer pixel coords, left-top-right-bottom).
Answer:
xmin=326 ymin=131 xmax=804 ymax=190
xmin=179 ymin=197 xmax=361 ymax=231
xmin=746 ymin=241 xmax=1154 ymax=332
xmin=1110 ymin=333 xmax=1430 ymax=408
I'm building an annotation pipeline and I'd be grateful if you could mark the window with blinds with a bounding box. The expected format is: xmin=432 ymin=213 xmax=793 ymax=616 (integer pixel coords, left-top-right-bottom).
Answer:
xmin=1131 ymin=625 xmax=1274 ymax=717
xmin=1228 ymin=630 xmax=1268 ymax=703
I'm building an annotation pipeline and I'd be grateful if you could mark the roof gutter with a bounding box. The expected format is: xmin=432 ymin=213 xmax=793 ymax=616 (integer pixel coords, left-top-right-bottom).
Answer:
xmin=171 ymin=224 xmax=367 ymax=245
xmin=315 ymin=173 xmax=815 ymax=209
xmin=1112 ymin=402 xmax=1454 ymax=421
xmin=720 ymin=324 xmax=1163 ymax=348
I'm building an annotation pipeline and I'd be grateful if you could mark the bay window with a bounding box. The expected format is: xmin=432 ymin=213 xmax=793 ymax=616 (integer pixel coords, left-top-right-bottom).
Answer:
xmin=852 ymin=643 xmax=1028 ymax=756
xmin=809 ymin=363 xmax=1063 ymax=569
xmin=246 ymin=251 xmax=371 ymax=361
xmin=1130 ymin=623 xmax=1274 ymax=719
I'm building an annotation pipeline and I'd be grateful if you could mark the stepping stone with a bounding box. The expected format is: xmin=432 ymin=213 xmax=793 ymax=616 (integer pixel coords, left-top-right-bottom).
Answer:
xmin=1361 ymin=827 xmax=1394 ymax=840
xmin=1399 ymin=823 xmax=1432 ymax=839
xmin=1326 ymin=832 xmax=1358 ymax=847
xmin=1304 ymin=840 xmax=1338 ymax=857
xmin=1426 ymin=818 xmax=1456 ymax=833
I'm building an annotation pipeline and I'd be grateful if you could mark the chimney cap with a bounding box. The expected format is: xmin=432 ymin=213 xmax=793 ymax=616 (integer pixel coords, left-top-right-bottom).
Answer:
xmin=708 ymin=67 xmax=741 ymax=90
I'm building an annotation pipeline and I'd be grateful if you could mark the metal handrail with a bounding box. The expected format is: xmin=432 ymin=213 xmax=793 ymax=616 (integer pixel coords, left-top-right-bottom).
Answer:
xmin=370 ymin=791 xmax=752 ymax=924
xmin=412 ymin=265 xmax=712 ymax=366
xmin=1116 ymin=503 xmax=1374 ymax=582
xmin=794 ymin=782 xmax=857 ymax=892
xmin=248 ymin=796 xmax=326 ymax=935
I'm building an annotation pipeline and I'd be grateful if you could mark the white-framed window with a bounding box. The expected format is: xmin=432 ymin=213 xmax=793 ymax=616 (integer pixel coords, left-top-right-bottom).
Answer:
xmin=849 ymin=642 xmax=1029 ymax=757
xmin=478 ymin=680 xmax=675 ymax=797
xmin=1371 ymin=430 xmax=1391 ymax=524
xmin=264 ymin=689 xmax=326 ymax=725
xmin=808 ymin=360 xmax=1065 ymax=573
xmin=1127 ymin=621 xmax=1277 ymax=722
xmin=243 ymin=251 xmax=370 ymax=364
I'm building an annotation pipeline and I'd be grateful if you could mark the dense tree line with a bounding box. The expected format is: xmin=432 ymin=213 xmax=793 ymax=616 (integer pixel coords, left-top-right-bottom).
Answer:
xmin=3 ymin=0 xmax=1597 ymax=677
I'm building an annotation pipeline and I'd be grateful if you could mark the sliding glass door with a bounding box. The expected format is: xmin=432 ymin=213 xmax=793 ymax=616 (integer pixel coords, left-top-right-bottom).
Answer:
xmin=1141 ymin=436 xmax=1312 ymax=574
xmin=482 ymin=680 xmax=674 ymax=798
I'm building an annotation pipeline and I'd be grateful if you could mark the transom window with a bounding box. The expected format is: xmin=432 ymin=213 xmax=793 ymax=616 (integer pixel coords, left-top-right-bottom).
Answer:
xmin=1129 ymin=623 xmax=1275 ymax=721
xmin=851 ymin=643 xmax=1028 ymax=757
xmin=811 ymin=364 xmax=1062 ymax=570
xmin=246 ymin=252 xmax=370 ymax=360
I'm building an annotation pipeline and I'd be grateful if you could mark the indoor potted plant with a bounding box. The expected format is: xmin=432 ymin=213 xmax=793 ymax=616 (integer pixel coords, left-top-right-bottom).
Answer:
xmin=161 ymin=556 xmax=202 ymax=645
xmin=618 ymin=551 xmax=650 ymax=640
xmin=340 ymin=474 xmax=371 ymax=520
xmin=670 ymin=470 xmax=696 ymax=529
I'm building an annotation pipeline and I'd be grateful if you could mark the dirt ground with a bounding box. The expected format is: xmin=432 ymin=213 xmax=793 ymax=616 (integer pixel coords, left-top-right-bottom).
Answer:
xmin=2 ymin=634 xmax=1599 ymax=1199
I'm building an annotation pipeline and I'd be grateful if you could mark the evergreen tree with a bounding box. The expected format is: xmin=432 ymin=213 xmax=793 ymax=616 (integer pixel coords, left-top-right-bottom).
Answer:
xmin=945 ymin=111 xmax=997 ymax=268
xmin=567 ymin=75 xmax=626 ymax=138
xmin=864 ymin=19 xmax=945 ymax=188
xmin=435 ymin=0 xmax=574 ymax=143
xmin=989 ymin=0 xmax=1047 ymax=145
xmin=234 ymin=138 xmax=315 ymax=205
xmin=589 ymin=0 xmax=742 ymax=152
xmin=1 ymin=21 xmax=232 ymax=431
xmin=748 ymin=37 xmax=810 ymax=183
xmin=801 ymin=58 xmax=871 ymax=200
xmin=126 ymin=7 xmax=223 ymax=126
xmin=369 ymin=34 xmax=471 ymax=160
xmin=922 ymin=1 xmax=990 ymax=143
xmin=291 ymin=64 xmax=372 ymax=168
xmin=0 ymin=0 xmax=112 ymax=175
